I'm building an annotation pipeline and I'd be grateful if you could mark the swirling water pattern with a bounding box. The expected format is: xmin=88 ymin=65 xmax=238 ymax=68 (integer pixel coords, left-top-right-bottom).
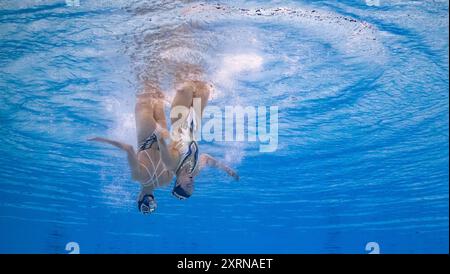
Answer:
xmin=0 ymin=0 xmax=448 ymax=253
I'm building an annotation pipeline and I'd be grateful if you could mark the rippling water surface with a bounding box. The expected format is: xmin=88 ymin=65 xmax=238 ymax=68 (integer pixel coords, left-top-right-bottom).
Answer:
xmin=0 ymin=0 xmax=448 ymax=253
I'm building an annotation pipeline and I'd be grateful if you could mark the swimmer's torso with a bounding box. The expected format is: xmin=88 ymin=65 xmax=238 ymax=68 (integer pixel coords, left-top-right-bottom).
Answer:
xmin=137 ymin=148 xmax=173 ymax=188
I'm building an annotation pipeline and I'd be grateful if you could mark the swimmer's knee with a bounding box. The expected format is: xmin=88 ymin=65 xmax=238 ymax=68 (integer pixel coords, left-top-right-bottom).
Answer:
xmin=135 ymin=99 xmax=157 ymax=118
xmin=135 ymin=98 xmax=148 ymax=112
xmin=177 ymin=85 xmax=194 ymax=99
xmin=177 ymin=84 xmax=195 ymax=97
xmin=193 ymin=82 xmax=211 ymax=103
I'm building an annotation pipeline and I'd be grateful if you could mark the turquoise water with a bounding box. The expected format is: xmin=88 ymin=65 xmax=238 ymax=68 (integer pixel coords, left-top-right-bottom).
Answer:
xmin=0 ymin=0 xmax=448 ymax=254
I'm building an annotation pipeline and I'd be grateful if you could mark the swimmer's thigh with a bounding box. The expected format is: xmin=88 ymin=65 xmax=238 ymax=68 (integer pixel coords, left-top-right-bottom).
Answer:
xmin=135 ymin=94 xmax=158 ymax=144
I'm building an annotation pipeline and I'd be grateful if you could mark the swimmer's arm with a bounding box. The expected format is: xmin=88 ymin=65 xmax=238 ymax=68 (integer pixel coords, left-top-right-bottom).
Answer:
xmin=88 ymin=137 xmax=143 ymax=181
xmin=199 ymin=154 xmax=239 ymax=181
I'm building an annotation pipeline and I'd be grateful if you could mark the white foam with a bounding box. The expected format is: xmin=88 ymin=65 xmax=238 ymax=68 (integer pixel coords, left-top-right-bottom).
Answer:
xmin=103 ymin=96 xmax=137 ymax=147
xmin=211 ymin=53 xmax=264 ymax=97
xmin=223 ymin=142 xmax=246 ymax=165
xmin=204 ymin=53 xmax=265 ymax=165
xmin=159 ymin=47 xmax=205 ymax=65
xmin=184 ymin=2 xmax=387 ymax=62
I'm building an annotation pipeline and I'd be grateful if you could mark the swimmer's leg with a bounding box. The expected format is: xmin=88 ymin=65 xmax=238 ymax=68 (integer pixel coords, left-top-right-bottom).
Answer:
xmin=135 ymin=91 xmax=160 ymax=144
xmin=153 ymin=98 xmax=170 ymax=138
xmin=170 ymin=84 xmax=194 ymax=125
xmin=192 ymin=81 xmax=210 ymax=116
xmin=170 ymin=81 xmax=211 ymax=124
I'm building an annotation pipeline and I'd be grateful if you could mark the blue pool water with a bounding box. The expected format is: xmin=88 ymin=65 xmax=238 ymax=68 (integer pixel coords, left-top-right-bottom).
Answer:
xmin=0 ymin=0 xmax=448 ymax=254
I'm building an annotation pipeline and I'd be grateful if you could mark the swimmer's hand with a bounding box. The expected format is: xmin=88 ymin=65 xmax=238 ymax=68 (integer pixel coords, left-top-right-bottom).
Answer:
xmin=154 ymin=124 xmax=170 ymax=139
xmin=153 ymin=129 xmax=180 ymax=172
xmin=199 ymin=154 xmax=239 ymax=181
xmin=170 ymin=139 xmax=184 ymax=152
xmin=225 ymin=167 xmax=240 ymax=181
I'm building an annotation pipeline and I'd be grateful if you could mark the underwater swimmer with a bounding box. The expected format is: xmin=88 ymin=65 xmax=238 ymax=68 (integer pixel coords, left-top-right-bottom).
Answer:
xmin=89 ymin=89 xmax=173 ymax=215
xmin=164 ymin=78 xmax=239 ymax=200
xmin=90 ymin=78 xmax=238 ymax=215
